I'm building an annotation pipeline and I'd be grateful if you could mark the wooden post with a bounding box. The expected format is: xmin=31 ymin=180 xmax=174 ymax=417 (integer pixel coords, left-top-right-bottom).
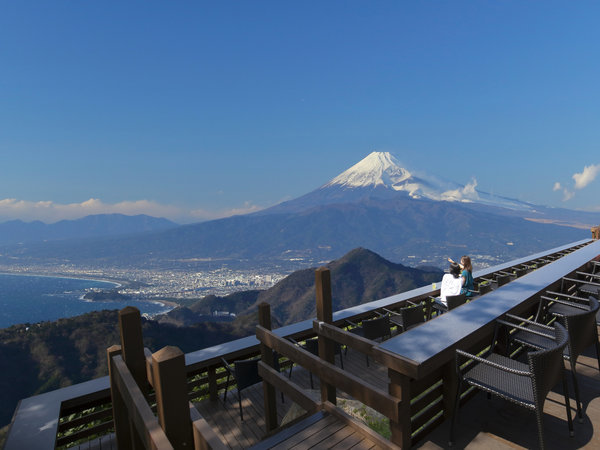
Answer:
xmin=152 ymin=346 xmax=193 ymax=449
xmin=442 ymin=360 xmax=458 ymax=420
xmin=119 ymin=307 xmax=148 ymax=395
xmin=315 ymin=267 xmax=336 ymax=404
xmin=258 ymin=302 xmax=278 ymax=431
xmin=208 ymin=366 xmax=218 ymax=401
xmin=108 ymin=345 xmax=133 ymax=450
xmin=388 ymin=368 xmax=412 ymax=449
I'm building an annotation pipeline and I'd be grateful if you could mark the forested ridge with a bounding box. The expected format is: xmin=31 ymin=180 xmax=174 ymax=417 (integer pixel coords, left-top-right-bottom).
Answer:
xmin=0 ymin=310 xmax=249 ymax=429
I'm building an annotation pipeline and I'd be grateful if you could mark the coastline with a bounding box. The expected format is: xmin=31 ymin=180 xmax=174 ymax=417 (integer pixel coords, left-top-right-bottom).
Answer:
xmin=0 ymin=271 xmax=123 ymax=288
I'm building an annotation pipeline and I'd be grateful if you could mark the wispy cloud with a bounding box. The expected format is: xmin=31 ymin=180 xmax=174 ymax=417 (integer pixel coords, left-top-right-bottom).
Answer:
xmin=0 ymin=198 xmax=182 ymax=223
xmin=572 ymin=164 xmax=600 ymax=190
xmin=441 ymin=178 xmax=480 ymax=202
xmin=562 ymin=189 xmax=575 ymax=201
xmin=189 ymin=201 xmax=263 ymax=221
xmin=553 ymin=163 xmax=600 ymax=203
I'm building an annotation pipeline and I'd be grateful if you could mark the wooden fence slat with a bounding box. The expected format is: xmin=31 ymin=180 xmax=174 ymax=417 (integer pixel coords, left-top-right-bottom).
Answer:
xmin=189 ymin=403 xmax=228 ymax=450
xmin=256 ymin=325 xmax=401 ymax=422
xmin=112 ymin=354 xmax=174 ymax=450
xmin=258 ymin=361 xmax=320 ymax=414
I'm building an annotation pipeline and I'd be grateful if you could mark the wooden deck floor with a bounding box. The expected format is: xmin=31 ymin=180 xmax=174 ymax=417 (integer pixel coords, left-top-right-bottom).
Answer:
xmin=194 ymin=348 xmax=388 ymax=449
xmin=194 ymin=341 xmax=600 ymax=450
xmin=76 ymin=336 xmax=600 ymax=449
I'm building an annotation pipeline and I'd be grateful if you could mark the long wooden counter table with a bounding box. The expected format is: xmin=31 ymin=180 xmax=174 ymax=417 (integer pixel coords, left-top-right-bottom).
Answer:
xmin=374 ymin=238 xmax=600 ymax=448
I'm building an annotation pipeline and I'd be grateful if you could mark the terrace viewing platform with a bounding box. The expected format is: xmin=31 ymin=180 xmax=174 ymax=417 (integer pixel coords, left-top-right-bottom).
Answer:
xmin=4 ymin=230 xmax=600 ymax=449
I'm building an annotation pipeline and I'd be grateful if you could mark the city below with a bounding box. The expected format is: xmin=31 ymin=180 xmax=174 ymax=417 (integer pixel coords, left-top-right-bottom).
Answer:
xmin=0 ymin=249 xmax=503 ymax=307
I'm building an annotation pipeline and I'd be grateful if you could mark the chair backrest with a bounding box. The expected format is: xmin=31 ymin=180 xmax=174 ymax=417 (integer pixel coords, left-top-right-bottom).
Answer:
xmin=362 ymin=315 xmax=391 ymax=341
xmin=514 ymin=268 xmax=528 ymax=278
xmin=496 ymin=274 xmax=511 ymax=287
xmin=446 ymin=293 xmax=467 ymax=311
xmin=305 ymin=337 xmax=341 ymax=356
xmin=528 ymin=322 xmax=568 ymax=407
xmin=234 ymin=358 xmax=262 ymax=391
xmin=399 ymin=304 xmax=425 ymax=330
xmin=478 ymin=284 xmax=492 ymax=296
xmin=304 ymin=338 xmax=319 ymax=356
xmin=563 ymin=296 xmax=599 ymax=361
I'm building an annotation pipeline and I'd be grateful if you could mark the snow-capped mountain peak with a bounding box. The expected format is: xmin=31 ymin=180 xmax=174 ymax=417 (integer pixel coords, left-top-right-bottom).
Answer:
xmin=325 ymin=151 xmax=412 ymax=189
xmin=323 ymin=151 xmax=534 ymax=211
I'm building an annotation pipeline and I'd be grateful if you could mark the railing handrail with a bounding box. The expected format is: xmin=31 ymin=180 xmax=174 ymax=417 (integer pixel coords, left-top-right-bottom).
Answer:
xmin=255 ymin=325 xmax=402 ymax=423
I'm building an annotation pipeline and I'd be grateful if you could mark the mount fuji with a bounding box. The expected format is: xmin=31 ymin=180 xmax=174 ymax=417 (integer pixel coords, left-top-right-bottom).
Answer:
xmin=264 ymin=151 xmax=537 ymax=215
xmin=1 ymin=152 xmax=596 ymax=270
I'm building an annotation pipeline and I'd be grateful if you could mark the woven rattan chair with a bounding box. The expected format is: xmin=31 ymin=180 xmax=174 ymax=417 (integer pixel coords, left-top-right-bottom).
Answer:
xmin=505 ymin=297 xmax=598 ymax=421
xmin=345 ymin=315 xmax=391 ymax=366
xmin=222 ymin=354 xmax=283 ymax=421
xmin=382 ymin=301 xmax=426 ymax=334
xmin=222 ymin=357 xmax=261 ymax=421
xmin=542 ymin=294 xmax=600 ymax=360
xmin=450 ymin=322 xmax=573 ymax=450
xmin=430 ymin=293 xmax=467 ymax=318
xmin=496 ymin=273 xmax=511 ymax=287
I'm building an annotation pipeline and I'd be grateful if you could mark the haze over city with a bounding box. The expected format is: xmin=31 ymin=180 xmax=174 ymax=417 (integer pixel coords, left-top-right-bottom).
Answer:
xmin=1 ymin=2 xmax=600 ymax=224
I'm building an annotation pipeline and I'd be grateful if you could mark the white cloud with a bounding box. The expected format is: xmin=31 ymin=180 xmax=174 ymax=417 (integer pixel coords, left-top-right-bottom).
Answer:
xmin=553 ymin=182 xmax=562 ymax=191
xmin=562 ymin=189 xmax=575 ymax=201
xmin=0 ymin=197 xmax=268 ymax=224
xmin=0 ymin=198 xmax=181 ymax=223
xmin=572 ymin=164 xmax=600 ymax=190
xmin=189 ymin=201 xmax=263 ymax=221
xmin=441 ymin=178 xmax=480 ymax=203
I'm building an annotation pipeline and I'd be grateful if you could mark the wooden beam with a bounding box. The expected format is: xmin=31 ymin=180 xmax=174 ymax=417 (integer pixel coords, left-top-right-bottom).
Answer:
xmin=112 ymin=354 xmax=173 ymax=450
xmin=315 ymin=267 xmax=336 ymax=404
xmin=256 ymin=325 xmax=400 ymax=422
xmin=152 ymin=346 xmax=194 ymax=448
xmin=258 ymin=302 xmax=278 ymax=432
xmin=119 ymin=307 xmax=148 ymax=395
xmin=189 ymin=403 xmax=228 ymax=450
xmin=314 ymin=320 xmax=376 ymax=356
xmin=258 ymin=362 xmax=320 ymax=414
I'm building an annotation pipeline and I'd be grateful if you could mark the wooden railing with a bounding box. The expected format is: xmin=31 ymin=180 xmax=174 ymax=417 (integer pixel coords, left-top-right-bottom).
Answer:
xmin=4 ymin=239 xmax=593 ymax=449
xmin=107 ymin=306 xmax=227 ymax=450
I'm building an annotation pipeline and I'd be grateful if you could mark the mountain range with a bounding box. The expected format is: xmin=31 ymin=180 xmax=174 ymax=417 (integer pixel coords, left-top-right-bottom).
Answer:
xmin=0 ymin=214 xmax=177 ymax=246
xmin=0 ymin=152 xmax=597 ymax=269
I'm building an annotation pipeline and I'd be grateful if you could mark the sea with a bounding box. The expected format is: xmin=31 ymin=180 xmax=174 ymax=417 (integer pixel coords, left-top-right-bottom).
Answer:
xmin=0 ymin=273 xmax=173 ymax=329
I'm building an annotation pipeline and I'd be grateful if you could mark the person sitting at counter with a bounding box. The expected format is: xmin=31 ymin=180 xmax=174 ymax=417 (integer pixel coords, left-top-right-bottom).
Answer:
xmin=448 ymin=255 xmax=476 ymax=297
xmin=440 ymin=262 xmax=463 ymax=306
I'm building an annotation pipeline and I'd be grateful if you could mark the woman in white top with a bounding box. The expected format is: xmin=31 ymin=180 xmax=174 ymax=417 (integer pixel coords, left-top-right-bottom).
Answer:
xmin=440 ymin=263 xmax=463 ymax=306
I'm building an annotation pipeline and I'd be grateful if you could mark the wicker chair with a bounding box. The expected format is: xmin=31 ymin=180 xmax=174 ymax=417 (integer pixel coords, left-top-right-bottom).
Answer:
xmin=222 ymin=354 xmax=283 ymax=421
xmin=511 ymin=295 xmax=600 ymax=420
xmin=382 ymin=301 xmax=426 ymax=334
xmin=345 ymin=315 xmax=391 ymax=366
xmin=450 ymin=322 xmax=573 ymax=450
xmin=430 ymin=293 xmax=467 ymax=318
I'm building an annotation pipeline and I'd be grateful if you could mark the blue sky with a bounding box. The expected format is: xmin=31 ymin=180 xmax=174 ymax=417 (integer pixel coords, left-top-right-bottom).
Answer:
xmin=1 ymin=2 xmax=599 ymax=223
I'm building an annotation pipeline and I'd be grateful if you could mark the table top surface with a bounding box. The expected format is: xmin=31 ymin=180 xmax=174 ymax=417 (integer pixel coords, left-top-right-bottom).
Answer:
xmin=377 ymin=239 xmax=600 ymax=368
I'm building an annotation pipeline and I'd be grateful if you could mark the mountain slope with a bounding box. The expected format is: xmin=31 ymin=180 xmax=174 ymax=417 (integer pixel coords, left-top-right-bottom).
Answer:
xmin=157 ymin=247 xmax=443 ymax=326
xmin=0 ymin=214 xmax=177 ymax=245
xmin=248 ymin=247 xmax=443 ymax=325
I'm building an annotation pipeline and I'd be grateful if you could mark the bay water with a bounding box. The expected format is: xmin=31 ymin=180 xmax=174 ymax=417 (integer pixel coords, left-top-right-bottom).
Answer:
xmin=0 ymin=273 xmax=172 ymax=329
